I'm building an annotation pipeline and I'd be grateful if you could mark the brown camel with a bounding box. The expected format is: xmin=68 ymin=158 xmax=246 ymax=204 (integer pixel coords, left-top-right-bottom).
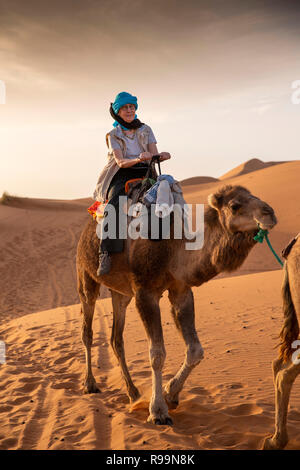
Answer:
xmin=76 ymin=184 xmax=277 ymax=425
xmin=263 ymin=235 xmax=300 ymax=450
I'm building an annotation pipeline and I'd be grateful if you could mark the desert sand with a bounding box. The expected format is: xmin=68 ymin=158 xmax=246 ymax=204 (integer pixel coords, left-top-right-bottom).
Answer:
xmin=0 ymin=159 xmax=300 ymax=450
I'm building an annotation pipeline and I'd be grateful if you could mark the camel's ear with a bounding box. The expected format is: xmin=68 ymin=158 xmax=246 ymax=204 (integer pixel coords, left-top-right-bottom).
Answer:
xmin=208 ymin=192 xmax=224 ymax=210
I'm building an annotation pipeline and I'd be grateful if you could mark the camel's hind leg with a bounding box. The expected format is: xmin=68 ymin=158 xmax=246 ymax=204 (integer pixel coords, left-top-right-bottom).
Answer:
xmin=78 ymin=269 xmax=100 ymax=394
xmin=135 ymin=288 xmax=172 ymax=425
xmin=263 ymin=358 xmax=300 ymax=449
xmin=110 ymin=290 xmax=140 ymax=403
xmin=164 ymin=286 xmax=204 ymax=408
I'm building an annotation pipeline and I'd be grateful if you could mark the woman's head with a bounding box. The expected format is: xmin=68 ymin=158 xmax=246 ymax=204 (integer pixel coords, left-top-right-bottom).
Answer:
xmin=118 ymin=103 xmax=136 ymax=123
xmin=112 ymin=92 xmax=138 ymax=124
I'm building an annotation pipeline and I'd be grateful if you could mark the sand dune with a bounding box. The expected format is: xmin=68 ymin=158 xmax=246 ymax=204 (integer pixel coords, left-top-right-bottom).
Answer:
xmin=0 ymin=158 xmax=299 ymax=450
xmin=219 ymin=158 xmax=286 ymax=180
xmin=180 ymin=176 xmax=219 ymax=186
xmin=0 ymin=194 xmax=89 ymax=212
xmin=179 ymin=158 xmax=286 ymax=187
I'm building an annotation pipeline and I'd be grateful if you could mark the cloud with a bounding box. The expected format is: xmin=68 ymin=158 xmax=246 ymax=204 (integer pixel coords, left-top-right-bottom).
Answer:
xmin=1 ymin=1 xmax=300 ymax=142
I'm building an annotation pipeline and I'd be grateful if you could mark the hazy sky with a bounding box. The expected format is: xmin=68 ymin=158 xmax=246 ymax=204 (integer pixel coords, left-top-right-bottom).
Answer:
xmin=0 ymin=0 xmax=300 ymax=199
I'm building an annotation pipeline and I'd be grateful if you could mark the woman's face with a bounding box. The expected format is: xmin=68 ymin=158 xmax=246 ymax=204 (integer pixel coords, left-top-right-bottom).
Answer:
xmin=118 ymin=103 xmax=136 ymax=123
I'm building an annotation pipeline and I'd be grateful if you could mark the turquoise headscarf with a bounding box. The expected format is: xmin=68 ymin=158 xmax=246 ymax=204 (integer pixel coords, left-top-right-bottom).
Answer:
xmin=112 ymin=92 xmax=138 ymax=130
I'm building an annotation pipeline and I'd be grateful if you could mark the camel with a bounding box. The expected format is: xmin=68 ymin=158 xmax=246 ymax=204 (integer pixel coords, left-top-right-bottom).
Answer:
xmin=76 ymin=184 xmax=277 ymax=425
xmin=263 ymin=235 xmax=300 ymax=450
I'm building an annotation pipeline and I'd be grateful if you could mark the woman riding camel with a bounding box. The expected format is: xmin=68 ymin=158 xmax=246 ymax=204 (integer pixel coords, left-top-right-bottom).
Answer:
xmin=93 ymin=91 xmax=171 ymax=275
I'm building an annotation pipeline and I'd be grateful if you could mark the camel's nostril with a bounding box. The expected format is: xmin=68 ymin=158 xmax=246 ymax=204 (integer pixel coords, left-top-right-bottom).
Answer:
xmin=261 ymin=207 xmax=274 ymax=216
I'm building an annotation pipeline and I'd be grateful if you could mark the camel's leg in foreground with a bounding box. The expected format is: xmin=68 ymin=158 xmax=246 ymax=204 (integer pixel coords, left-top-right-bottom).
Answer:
xmin=78 ymin=270 xmax=100 ymax=394
xmin=263 ymin=254 xmax=300 ymax=450
xmin=135 ymin=288 xmax=172 ymax=425
xmin=110 ymin=290 xmax=140 ymax=403
xmin=164 ymin=286 xmax=204 ymax=408
xmin=263 ymin=357 xmax=300 ymax=450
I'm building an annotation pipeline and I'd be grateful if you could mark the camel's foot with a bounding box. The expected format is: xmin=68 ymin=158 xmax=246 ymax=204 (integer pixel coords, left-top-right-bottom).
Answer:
xmin=83 ymin=380 xmax=101 ymax=394
xmin=147 ymin=401 xmax=173 ymax=426
xmin=128 ymin=386 xmax=141 ymax=404
xmin=163 ymin=389 xmax=179 ymax=410
xmin=147 ymin=414 xmax=173 ymax=426
xmin=262 ymin=433 xmax=288 ymax=450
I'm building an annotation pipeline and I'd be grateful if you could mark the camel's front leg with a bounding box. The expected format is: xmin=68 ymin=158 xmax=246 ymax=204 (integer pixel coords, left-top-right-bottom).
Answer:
xmin=78 ymin=270 xmax=100 ymax=394
xmin=135 ymin=288 xmax=172 ymax=425
xmin=164 ymin=286 xmax=204 ymax=408
xmin=110 ymin=290 xmax=140 ymax=403
xmin=263 ymin=358 xmax=300 ymax=450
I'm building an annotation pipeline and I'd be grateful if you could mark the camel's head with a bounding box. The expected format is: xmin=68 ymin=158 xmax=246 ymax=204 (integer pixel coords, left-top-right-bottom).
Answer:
xmin=208 ymin=185 xmax=277 ymax=234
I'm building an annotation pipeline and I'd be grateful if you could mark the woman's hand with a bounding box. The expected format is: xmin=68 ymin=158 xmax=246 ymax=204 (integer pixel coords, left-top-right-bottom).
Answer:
xmin=139 ymin=151 xmax=153 ymax=161
xmin=159 ymin=152 xmax=171 ymax=161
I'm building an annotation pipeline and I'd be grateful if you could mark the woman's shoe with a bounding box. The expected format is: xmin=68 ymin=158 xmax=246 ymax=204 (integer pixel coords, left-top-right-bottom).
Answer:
xmin=97 ymin=251 xmax=111 ymax=275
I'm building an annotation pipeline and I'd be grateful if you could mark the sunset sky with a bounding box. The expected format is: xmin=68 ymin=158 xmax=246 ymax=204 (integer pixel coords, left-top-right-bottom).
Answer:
xmin=0 ymin=0 xmax=300 ymax=199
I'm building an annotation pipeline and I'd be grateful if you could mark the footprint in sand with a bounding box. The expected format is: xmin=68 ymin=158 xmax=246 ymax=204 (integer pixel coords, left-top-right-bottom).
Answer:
xmin=211 ymin=432 xmax=244 ymax=448
xmin=189 ymin=386 xmax=210 ymax=396
xmin=15 ymin=382 xmax=40 ymax=393
xmin=132 ymin=370 xmax=151 ymax=378
xmin=6 ymin=396 xmax=30 ymax=406
xmin=0 ymin=438 xmax=18 ymax=449
xmin=22 ymin=338 xmax=35 ymax=345
xmin=53 ymin=354 xmax=75 ymax=365
xmin=50 ymin=382 xmax=76 ymax=390
xmin=0 ymin=405 xmax=13 ymax=412
xmin=221 ymin=403 xmax=263 ymax=416
xmin=226 ymin=383 xmax=244 ymax=390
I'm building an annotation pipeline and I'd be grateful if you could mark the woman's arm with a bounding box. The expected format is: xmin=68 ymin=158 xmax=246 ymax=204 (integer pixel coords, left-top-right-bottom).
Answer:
xmin=112 ymin=149 xmax=152 ymax=168
xmin=148 ymin=143 xmax=171 ymax=162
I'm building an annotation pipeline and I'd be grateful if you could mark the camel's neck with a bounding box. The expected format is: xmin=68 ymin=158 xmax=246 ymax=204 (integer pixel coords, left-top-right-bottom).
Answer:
xmin=187 ymin=206 xmax=257 ymax=286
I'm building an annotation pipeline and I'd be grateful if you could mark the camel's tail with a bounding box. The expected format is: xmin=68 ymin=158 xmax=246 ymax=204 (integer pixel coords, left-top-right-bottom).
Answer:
xmin=278 ymin=261 xmax=299 ymax=362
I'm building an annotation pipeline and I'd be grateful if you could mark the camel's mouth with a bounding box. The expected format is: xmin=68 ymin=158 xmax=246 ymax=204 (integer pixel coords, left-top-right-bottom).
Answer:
xmin=255 ymin=222 xmax=276 ymax=231
xmin=259 ymin=224 xmax=275 ymax=230
xmin=254 ymin=217 xmax=277 ymax=231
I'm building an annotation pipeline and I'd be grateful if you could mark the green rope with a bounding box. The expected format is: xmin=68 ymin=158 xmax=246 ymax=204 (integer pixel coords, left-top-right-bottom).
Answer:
xmin=253 ymin=227 xmax=284 ymax=267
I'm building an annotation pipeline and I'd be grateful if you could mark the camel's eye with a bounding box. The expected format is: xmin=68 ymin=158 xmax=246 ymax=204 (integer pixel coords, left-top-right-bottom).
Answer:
xmin=230 ymin=202 xmax=242 ymax=212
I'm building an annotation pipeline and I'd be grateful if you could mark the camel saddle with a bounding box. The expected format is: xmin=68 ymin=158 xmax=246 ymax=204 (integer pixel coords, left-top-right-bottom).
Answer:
xmin=282 ymin=233 xmax=300 ymax=259
xmin=125 ymin=162 xmax=179 ymax=242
